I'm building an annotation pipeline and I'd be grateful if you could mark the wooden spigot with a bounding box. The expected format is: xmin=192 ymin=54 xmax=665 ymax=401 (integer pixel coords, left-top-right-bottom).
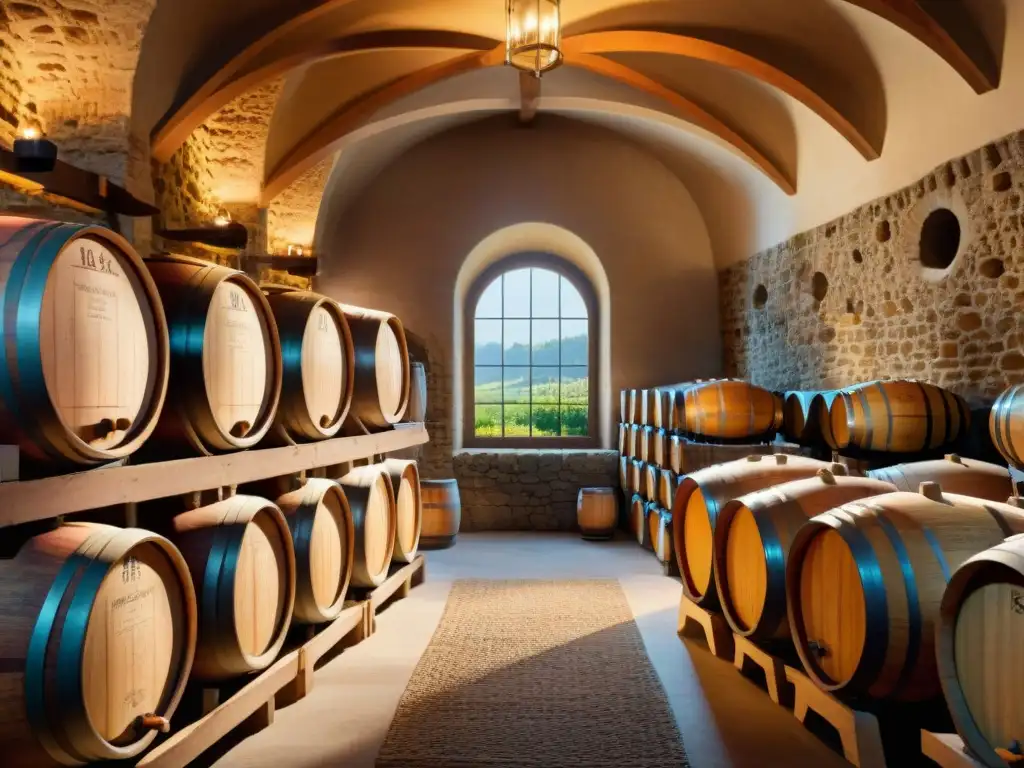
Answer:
xmin=135 ymin=713 xmax=171 ymax=733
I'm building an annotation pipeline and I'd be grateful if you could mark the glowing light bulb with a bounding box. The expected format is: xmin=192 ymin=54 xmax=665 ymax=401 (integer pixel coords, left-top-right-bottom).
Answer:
xmin=213 ymin=209 xmax=231 ymax=227
xmin=18 ymin=126 xmax=40 ymax=140
xmin=524 ymin=12 xmax=537 ymax=33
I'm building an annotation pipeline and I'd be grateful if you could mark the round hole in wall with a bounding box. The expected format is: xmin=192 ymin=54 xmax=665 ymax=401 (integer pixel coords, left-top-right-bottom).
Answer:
xmin=811 ymin=272 xmax=829 ymax=302
xmin=919 ymin=208 xmax=961 ymax=271
xmin=852 ymin=249 xmax=863 ymax=264
xmin=752 ymin=284 xmax=768 ymax=309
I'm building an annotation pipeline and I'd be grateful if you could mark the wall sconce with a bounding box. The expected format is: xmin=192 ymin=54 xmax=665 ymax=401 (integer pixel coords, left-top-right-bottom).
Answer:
xmin=13 ymin=125 xmax=58 ymax=173
xmin=213 ymin=208 xmax=231 ymax=227
xmin=287 ymin=244 xmax=306 ymax=257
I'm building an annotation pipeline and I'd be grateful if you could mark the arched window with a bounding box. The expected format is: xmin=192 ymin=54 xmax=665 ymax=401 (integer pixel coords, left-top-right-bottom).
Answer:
xmin=464 ymin=254 xmax=597 ymax=447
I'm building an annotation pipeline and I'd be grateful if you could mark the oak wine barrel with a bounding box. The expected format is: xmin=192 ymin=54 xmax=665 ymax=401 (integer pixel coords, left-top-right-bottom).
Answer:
xmin=828 ymin=380 xmax=969 ymax=453
xmin=383 ymin=459 xmax=422 ymax=563
xmin=340 ymin=305 xmax=410 ymax=428
xmin=639 ymin=426 xmax=654 ymax=463
xmin=629 ymin=459 xmax=644 ymax=495
xmin=629 ymin=494 xmax=645 ymax=542
xmin=713 ymin=468 xmax=896 ymax=641
xmin=618 ymin=455 xmax=630 ymax=493
xmin=642 ymin=502 xmax=659 ymax=551
xmin=658 ymin=468 xmax=678 ymax=509
xmin=0 ymin=523 xmax=196 ymax=767
xmin=647 ymin=504 xmax=666 ymax=556
xmin=628 ymin=389 xmax=641 ymax=425
xmin=786 ymin=486 xmax=1024 ymax=701
xmin=171 ymin=495 xmax=295 ymax=680
xmin=265 ymin=289 xmax=353 ymax=444
xmin=419 ymin=479 xmax=461 ymax=549
xmin=406 ymin=362 xmax=427 ymax=422
xmin=937 ymin=533 xmax=1024 ymax=766
xmin=577 ymin=487 xmax=618 ymax=540
xmin=619 ymin=389 xmax=628 ymax=424
xmin=640 ymin=389 xmax=653 ymax=426
xmin=643 ymin=463 xmax=659 ymax=503
xmin=145 ymin=254 xmax=282 ymax=455
xmin=683 ymin=380 xmax=780 ymax=440
xmin=628 ymin=424 xmax=641 ymax=459
xmin=275 ymin=479 xmax=354 ymax=624
xmin=654 ymin=509 xmax=674 ymax=565
xmin=868 ymin=454 xmax=1012 ymax=503
xmin=783 ymin=391 xmax=817 ymax=442
xmin=617 ymin=423 xmax=628 ymax=455
xmin=673 ymin=454 xmax=829 ymax=607
xmin=809 ymin=390 xmax=842 ymax=449
xmin=669 ymin=435 xmax=684 ymax=475
xmin=339 ymin=466 xmax=397 ymax=587
xmin=0 ymin=217 xmax=170 ymax=466
xmin=652 ymin=428 xmax=669 ymax=468
xmin=991 ymin=384 xmax=1024 ymax=470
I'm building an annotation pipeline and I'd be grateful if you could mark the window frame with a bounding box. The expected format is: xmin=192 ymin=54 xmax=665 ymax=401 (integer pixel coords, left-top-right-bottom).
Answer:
xmin=463 ymin=252 xmax=599 ymax=449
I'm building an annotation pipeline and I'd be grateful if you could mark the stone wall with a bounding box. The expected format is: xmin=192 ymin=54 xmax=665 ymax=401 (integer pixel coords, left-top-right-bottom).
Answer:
xmin=453 ymin=450 xmax=619 ymax=531
xmin=721 ymin=128 xmax=1024 ymax=407
xmin=267 ymin=159 xmax=332 ymax=253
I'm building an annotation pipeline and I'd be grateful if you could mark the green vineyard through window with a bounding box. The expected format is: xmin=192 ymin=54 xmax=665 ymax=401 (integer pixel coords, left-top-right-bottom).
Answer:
xmin=474 ymin=266 xmax=589 ymax=438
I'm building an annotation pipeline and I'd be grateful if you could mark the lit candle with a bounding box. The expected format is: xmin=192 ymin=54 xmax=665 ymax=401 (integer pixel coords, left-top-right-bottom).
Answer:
xmin=13 ymin=124 xmax=58 ymax=172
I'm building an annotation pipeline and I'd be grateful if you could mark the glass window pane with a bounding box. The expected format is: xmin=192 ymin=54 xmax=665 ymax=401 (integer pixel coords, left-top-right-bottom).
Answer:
xmin=504 ymin=404 xmax=530 ymax=436
xmin=532 ymin=268 xmax=559 ymax=317
xmin=532 ymin=319 xmax=559 ymax=365
xmin=532 ymin=367 xmax=560 ymax=403
xmin=561 ymin=366 xmax=588 ymax=404
xmin=503 ymin=268 xmax=531 ymax=318
xmin=561 ymin=320 xmax=588 ymax=366
xmin=504 ymin=367 xmax=530 ymax=404
xmin=475 ymin=404 xmax=502 ymax=437
xmin=503 ymin=320 xmax=530 ymax=365
xmin=560 ymin=276 xmax=587 ymax=318
xmin=475 ymin=320 xmax=502 ymax=365
xmin=560 ymin=404 xmax=589 ymax=436
xmin=531 ymin=404 xmax=560 ymax=437
xmin=474 ymin=367 xmax=502 ymax=403
xmin=475 ymin=276 xmax=502 ymax=318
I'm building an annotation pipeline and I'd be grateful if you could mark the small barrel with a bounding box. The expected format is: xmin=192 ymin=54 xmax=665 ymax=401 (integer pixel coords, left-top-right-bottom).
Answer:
xmin=713 ymin=468 xmax=896 ymax=641
xmin=383 ymin=459 xmax=422 ymax=563
xmin=673 ymin=454 xmax=829 ymax=607
xmin=338 ymin=466 xmax=397 ymax=587
xmin=629 ymin=494 xmax=646 ymax=542
xmin=275 ymin=479 xmax=354 ymax=624
xmin=419 ymin=479 xmax=461 ymax=549
xmin=146 ymin=254 xmax=283 ymax=455
xmin=341 ymin=305 xmax=411 ymax=428
xmin=786 ymin=486 xmax=1024 ymax=701
xmin=654 ymin=509 xmax=674 ymax=564
xmin=683 ymin=380 xmax=780 ymax=440
xmin=0 ymin=217 xmax=170 ymax=466
xmin=652 ymin=428 xmax=669 ymax=468
xmin=990 ymin=384 xmax=1024 ymax=470
xmin=618 ymin=455 xmax=630 ymax=493
xmin=265 ymin=289 xmax=353 ymax=444
xmin=0 ymin=523 xmax=196 ymax=765
xmin=828 ymin=380 xmax=969 ymax=453
xmin=643 ymin=463 xmax=659 ymax=503
xmin=171 ymin=495 xmax=296 ymax=680
xmin=657 ymin=468 xmax=678 ymax=509
xmin=868 ymin=454 xmax=1012 ymax=503
xmin=937 ymin=533 xmax=1024 ymax=766
xmin=577 ymin=487 xmax=617 ymax=540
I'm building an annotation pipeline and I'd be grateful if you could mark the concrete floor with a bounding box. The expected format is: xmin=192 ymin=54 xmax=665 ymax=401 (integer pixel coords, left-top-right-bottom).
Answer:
xmin=212 ymin=533 xmax=850 ymax=768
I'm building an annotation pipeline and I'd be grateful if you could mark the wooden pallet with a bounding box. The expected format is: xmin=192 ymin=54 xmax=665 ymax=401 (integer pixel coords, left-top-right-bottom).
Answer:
xmin=921 ymin=733 xmax=987 ymax=768
xmin=677 ymin=594 xmax=733 ymax=659
xmin=357 ymin=554 xmax=427 ymax=633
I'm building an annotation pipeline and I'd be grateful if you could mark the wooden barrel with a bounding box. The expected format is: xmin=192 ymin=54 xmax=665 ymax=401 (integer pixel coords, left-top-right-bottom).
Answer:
xmin=810 ymin=390 xmax=842 ymax=448
xmin=340 ymin=305 xmax=410 ymax=428
xmin=617 ymin=423 xmax=628 ymax=455
xmin=338 ymin=466 xmax=397 ymax=587
xmin=405 ymin=362 xmax=427 ymax=422
xmin=868 ymin=454 xmax=1012 ymax=503
xmin=265 ymin=289 xmax=353 ymax=444
xmin=639 ymin=426 xmax=654 ymax=463
xmin=0 ymin=523 xmax=196 ymax=766
xmin=643 ymin=463 xmax=659 ymax=503
xmin=828 ymin=380 xmax=969 ymax=453
xmin=937 ymin=533 xmax=1024 ymax=765
xmin=673 ymin=454 xmax=829 ymax=607
xmin=629 ymin=494 xmax=646 ymax=542
xmin=419 ymin=479 xmax=461 ymax=549
xmin=771 ymin=391 xmax=786 ymax=434
xmin=713 ymin=468 xmax=896 ymax=641
xmin=171 ymin=495 xmax=295 ymax=680
xmin=146 ymin=254 xmax=282 ymax=455
xmin=683 ymin=380 xmax=779 ymax=440
xmin=619 ymin=389 xmax=628 ymax=424
xmin=647 ymin=504 xmax=666 ymax=555
xmin=990 ymin=384 xmax=1024 ymax=470
xmin=628 ymin=424 xmax=641 ymax=458
xmin=642 ymin=502 xmax=659 ymax=550
xmin=0 ymin=217 xmax=170 ymax=466
xmin=654 ymin=509 xmax=673 ymax=564
xmin=652 ymin=428 xmax=669 ymax=468
xmin=383 ymin=459 xmax=422 ymax=563
xmin=618 ymin=455 xmax=630 ymax=493
xmin=628 ymin=389 xmax=641 ymax=425
xmin=658 ymin=468 xmax=678 ymax=509
xmin=577 ymin=487 xmax=617 ymax=540
xmin=783 ymin=391 xmax=817 ymax=442
xmin=786 ymin=486 xmax=1024 ymax=701
xmin=669 ymin=435 xmax=684 ymax=474
xmin=639 ymin=389 xmax=653 ymax=426
xmin=275 ymin=479 xmax=353 ymax=624
xmin=651 ymin=388 xmax=674 ymax=430
xmin=629 ymin=459 xmax=644 ymax=495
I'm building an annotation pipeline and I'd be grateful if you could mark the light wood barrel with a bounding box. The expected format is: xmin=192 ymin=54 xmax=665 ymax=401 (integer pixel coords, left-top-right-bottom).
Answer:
xmin=146 ymin=254 xmax=282 ymax=455
xmin=786 ymin=486 xmax=1024 ymax=702
xmin=265 ymin=289 xmax=353 ymax=444
xmin=617 ymin=423 xmax=628 ymax=455
xmin=340 ymin=305 xmax=410 ymax=428
xmin=868 ymin=454 xmax=1012 ymax=503
xmin=990 ymin=384 xmax=1024 ymax=470
xmin=669 ymin=435 xmax=684 ymax=474
xmin=618 ymin=455 xmax=630 ymax=493
xmin=652 ymin=429 xmax=669 ymax=468
xmin=652 ymin=388 xmax=673 ymax=430
xmin=673 ymin=454 xmax=829 ymax=607
xmin=628 ymin=424 xmax=641 ymax=458
xmin=339 ymin=466 xmax=397 ymax=587
xmin=0 ymin=217 xmax=170 ymax=466
xmin=639 ymin=426 xmax=653 ymax=463
xmin=577 ymin=487 xmax=618 ymax=540
xmin=629 ymin=494 xmax=645 ymax=540
xmin=419 ymin=479 xmax=461 ymax=549
xmin=629 ymin=459 xmax=644 ymax=495
xmin=683 ymin=380 xmax=780 ymax=440
xmin=0 ymin=523 xmax=196 ymax=767
xmin=275 ymin=479 xmax=353 ymax=624
xmin=810 ymin=390 xmax=842 ymax=448
xmin=383 ymin=459 xmax=422 ymax=563
xmin=639 ymin=389 xmax=653 ymax=426
xmin=713 ymin=468 xmax=896 ymax=641
xmin=654 ymin=509 xmax=674 ymax=564
xmin=619 ymin=389 xmax=628 ymax=424
xmin=658 ymin=468 xmax=678 ymax=509
xmin=828 ymin=380 xmax=970 ymax=453
xmin=937 ymin=533 xmax=1024 ymax=766
xmin=643 ymin=463 xmax=659 ymax=503
xmin=171 ymin=495 xmax=295 ymax=680
xmin=642 ymin=502 xmax=659 ymax=551
xmin=628 ymin=389 xmax=641 ymax=425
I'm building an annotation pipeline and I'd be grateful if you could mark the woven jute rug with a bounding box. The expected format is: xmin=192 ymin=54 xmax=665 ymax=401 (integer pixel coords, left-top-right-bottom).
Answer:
xmin=376 ymin=579 xmax=688 ymax=767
